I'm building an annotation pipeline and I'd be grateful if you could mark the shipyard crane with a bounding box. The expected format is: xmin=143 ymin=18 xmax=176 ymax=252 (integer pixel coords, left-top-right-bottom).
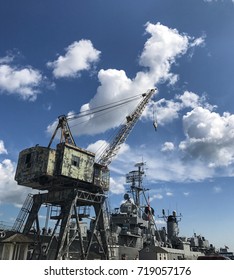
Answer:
xmin=14 ymin=88 xmax=157 ymax=260
xmin=46 ymin=88 xmax=156 ymax=169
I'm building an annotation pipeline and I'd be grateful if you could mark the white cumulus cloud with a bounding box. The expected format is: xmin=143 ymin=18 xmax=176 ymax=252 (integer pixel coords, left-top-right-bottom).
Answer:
xmin=144 ymin=90 xmax=210 ymax=125
xmin=161 ymin=142 xmax=175 ymax=152
xmin=0 ymin=139 xmax=34 ymax=207
xmin=47 ymin=39 xmax=101 ymax=78
xmin=109 ymin=177 xmax=125 ymax=195
xmin=0 ymin=62 xmax=43 ymax=101
xmin=179 ymin=107 xmax=234 ymax=167
xmin=0 ymin=158 xmax=31 ymax=207
xmin=139 ymin=22 xmax=189 ymax=85
xmin=0 ymin=140 xmax=8 ymax=154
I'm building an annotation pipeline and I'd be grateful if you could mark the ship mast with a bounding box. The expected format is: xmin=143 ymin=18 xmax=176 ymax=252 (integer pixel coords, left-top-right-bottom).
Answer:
xmin=126 ymin=162 xmax=145 ymax=215
xmin=125 ymin=162 xmax=162 ymax=245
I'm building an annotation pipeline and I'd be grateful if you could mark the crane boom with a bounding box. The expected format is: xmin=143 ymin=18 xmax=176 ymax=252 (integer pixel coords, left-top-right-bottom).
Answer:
xmin=97 ymin=88 xmax=156 ymax=166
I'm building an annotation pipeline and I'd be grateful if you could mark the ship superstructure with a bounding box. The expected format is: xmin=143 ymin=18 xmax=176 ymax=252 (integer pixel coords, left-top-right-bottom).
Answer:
xmin=107 ymin=162 xmax=161 ymax=259
xmin=106 ymin=163 xmax=212 ymax=260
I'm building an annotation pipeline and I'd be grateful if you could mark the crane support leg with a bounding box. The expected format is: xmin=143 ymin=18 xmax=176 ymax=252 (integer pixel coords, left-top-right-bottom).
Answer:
xmin=18 ymin=188 xmax=109 ymax=260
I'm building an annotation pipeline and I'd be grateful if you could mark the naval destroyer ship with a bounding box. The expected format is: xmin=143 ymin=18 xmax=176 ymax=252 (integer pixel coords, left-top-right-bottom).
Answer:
xmin=99 ymin=162 xmax=213 ymax=260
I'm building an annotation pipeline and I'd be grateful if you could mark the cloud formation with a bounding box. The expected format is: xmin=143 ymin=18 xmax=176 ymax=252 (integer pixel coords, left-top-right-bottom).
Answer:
xmin=0 ymin=60 xmax=43 ymax=101
xmin=138 ymin=22 xmax=189 ymax=85
xmin=106 ymin=89 xmax=234 ymax=184
xmin=144 ymin=90 xmax=212 ymax=126
xmin=0 ymin=157 xmax=30 ymax=207
xmin=0 ymin=140 xmax=8 ymax=154
xmin=47 ymin=22 xmax=203 ymax=136
xmin=179 ymin=107 xmax=234 ymax=168
xmin=0 ymin=139 xmax=33 ymax=207
xmin=161 ymin=142 xmax=175 ymax=152
xmin=47 ymin=40 xmax=101 ymax=78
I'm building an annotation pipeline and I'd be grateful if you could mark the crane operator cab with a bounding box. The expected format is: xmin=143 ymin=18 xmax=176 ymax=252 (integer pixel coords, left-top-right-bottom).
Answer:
xmin=15 ymin=143 xmax=110 ymax=192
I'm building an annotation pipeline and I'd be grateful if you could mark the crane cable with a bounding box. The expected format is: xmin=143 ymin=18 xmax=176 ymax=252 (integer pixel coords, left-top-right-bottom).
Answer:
xmin=66 ymin=93 xmax=144 ymax=121
xmin=66 ymin=93 xmax=146 ymax=155
xmin=95 ymin=94 xmax=150 ymax=162
xmin=54 ymin=92 xmax=154 ymax=156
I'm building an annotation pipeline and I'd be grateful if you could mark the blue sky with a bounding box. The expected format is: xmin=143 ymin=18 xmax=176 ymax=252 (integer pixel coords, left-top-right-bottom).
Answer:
xmin=1 ymin=0 xmax=234 ymax=251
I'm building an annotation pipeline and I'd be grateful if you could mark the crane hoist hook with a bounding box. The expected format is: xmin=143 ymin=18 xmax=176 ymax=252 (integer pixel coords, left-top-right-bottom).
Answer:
xmin=153 ymin=105 xmax=158 ymax=131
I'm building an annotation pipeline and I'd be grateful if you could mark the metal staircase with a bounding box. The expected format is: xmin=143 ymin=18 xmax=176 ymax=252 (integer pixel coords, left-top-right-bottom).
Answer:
xmin=12 ymin=193 xmax=34 ymax=232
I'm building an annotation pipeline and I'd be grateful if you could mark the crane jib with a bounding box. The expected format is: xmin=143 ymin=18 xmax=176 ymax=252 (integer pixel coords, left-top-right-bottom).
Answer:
xmin=97 ymin=88 xmax=156 ymax=166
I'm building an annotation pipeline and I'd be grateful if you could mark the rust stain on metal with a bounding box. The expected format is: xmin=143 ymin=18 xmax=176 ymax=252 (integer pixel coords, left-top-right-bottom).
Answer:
xmin=56 ymin=143 xmax=95 ymax=183
xmin=14 ymin=143 xmax=109 ymax=191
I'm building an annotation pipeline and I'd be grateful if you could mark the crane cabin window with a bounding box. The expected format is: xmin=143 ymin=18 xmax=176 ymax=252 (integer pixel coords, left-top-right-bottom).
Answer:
xmin=25 ymin=153 xmax=32 ymax=168
xmin=71 ymin=155 xmax=80 ymax=167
